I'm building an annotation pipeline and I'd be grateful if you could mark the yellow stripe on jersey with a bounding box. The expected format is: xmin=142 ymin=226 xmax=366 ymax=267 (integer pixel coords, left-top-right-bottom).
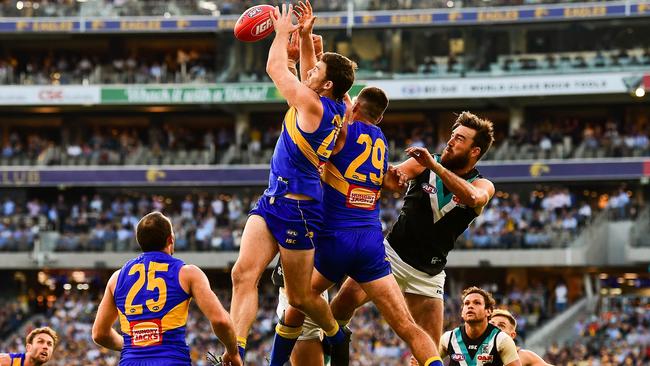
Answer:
xmin=117 ymin=308 xmax=131 ymax=335
xmin=322 ymin=161 xmax=349 ymax=195
xmin=11 ymin=357 xmax=22 ymax=366
xmin=161 ymin=299 xmax=190 ymax=332
xmin=284 ymin=107 xmax=319 ymax=168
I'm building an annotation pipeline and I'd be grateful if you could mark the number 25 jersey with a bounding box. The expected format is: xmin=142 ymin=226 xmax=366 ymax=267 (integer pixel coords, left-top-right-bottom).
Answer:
xmin=114 ymin=251 xmax=191 ymax=364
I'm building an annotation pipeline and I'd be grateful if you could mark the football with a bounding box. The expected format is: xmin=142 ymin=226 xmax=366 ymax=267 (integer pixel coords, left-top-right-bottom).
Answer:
xmin=234 ymin=4 xmax=275 ymax=42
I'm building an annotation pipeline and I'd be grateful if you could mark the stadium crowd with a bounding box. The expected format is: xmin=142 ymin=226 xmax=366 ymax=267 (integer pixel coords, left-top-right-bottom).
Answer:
xmin=1 ymin=115 xmax=648 ymax=167
xmin=0 ymin=184 xmax=639 ymax=252
xmin=544 ymin=296 xmax=650 ymax=365
xmin=0 ymin=0 xmax=623 ymax=18
xmin=0 ymin=276 xmax=571 ymax=365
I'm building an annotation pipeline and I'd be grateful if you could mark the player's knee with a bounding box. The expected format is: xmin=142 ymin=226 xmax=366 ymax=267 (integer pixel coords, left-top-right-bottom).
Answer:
xmin=231 ymin=263 xmax=257 ymax=289
xmin=286 ymin=293 xmax=309 ymax=312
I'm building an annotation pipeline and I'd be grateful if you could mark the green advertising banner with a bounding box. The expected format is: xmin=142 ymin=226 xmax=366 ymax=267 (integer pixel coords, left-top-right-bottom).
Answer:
xmin=100 ymin=84 xmax=367 ymax=105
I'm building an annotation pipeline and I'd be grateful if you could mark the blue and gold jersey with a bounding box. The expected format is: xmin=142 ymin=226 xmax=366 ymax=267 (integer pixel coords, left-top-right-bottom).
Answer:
xmin=322 ymin=121 xmax=388 ymax=230
xmin=7 ymin=353 xmax=25 ymax=366
xmin=265 ymin=96 xmax=345 ymax=201
xmin=114 ymin=251 xmax=191 ymax=365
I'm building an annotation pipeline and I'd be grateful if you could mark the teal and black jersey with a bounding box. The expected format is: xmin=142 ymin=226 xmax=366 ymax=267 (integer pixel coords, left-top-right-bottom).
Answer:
xmin=386 ymin=154 xmax=481 ymax=276
xmin=7 ymin=353 xmax=25 ymax=366
xmin=321 ymin=121 xmax=388 ymax=230
xmin=114 ymin=251 xmax=191 ymax=365
xmin=441 ymin=324 xmax=519 ymax=366
xmin=265 ymin=96 xmax=345 ymax=201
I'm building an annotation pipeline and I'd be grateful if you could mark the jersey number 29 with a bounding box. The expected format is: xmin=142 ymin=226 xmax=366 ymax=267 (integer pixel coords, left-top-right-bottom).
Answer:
xmin=344 ymin=134 xmax=386 ymax=185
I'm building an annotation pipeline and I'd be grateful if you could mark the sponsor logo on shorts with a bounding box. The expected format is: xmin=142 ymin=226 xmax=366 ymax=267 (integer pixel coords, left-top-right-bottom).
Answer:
xmin=477 ymin=354 xmax=494 ymax=363
xmin=346 ymin=185 xmax=379 ymax=210
xmin=451 ymin=354 xmax=465 ymax=362
xmin=421 ymin=183 xmax=437 ymax=194
xmin=430 ymin=257 xmax=443 ymax=264
xmin=305 ymin=231 xmax=314 ymax=239
xmin=130 ymin=319 xmax=162 ymax=347
xmin=285 ymin=238 xmax=297 ymax=245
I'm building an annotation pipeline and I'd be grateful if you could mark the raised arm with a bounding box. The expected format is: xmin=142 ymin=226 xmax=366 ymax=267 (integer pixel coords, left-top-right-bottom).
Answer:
xmin=295 ymin=0 xmax=318 ymax=81
xmin=181 ymin=265 xmax=241 ymax=366
xmin=92 ymin=270 xmax=124 ymax=351
xmin=267 ymin=4 xmax=322 ymax=132
xmin=405 ymin=146 xmax=494 ymax=209
xmin=498 ymin=334 xmax=522 ymax=366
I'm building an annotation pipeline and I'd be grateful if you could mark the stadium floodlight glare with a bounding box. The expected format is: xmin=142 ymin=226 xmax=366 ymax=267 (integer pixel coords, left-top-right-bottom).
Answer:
xmin=634 ymin=87 xmax=645 ymax=98
xmin=16 ymin=1 xmax=23 ymax=10
xmin=446 ymin=0 xmax=454 ymax=7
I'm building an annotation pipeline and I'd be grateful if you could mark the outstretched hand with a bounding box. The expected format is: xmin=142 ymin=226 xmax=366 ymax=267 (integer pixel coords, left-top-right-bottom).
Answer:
xmin=270 ymin=3 xmax=299 ymax=36
xmin=405 ymin=146 xmax=436 ymax=170
xmin=287 ymin=32 xmax=300 ymax=63
xmin=294 ymin=0 xmax=317 ymax=36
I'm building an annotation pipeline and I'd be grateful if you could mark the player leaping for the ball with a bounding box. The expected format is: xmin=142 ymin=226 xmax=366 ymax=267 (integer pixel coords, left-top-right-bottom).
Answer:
xmin=228 ymin=3 xmax=356 ymax=365
xmin=329 ymin=111 xmax=496 ymax=362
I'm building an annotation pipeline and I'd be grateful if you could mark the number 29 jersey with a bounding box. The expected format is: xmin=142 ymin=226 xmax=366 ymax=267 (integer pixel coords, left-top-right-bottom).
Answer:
xmin=321 ymin=121 xmax=388 ymax=230
xmin=114 ymin=251 xmax=191 ymax=365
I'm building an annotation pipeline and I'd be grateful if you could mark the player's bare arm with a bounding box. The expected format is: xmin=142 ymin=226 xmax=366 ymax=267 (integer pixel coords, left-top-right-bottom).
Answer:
xmin=520 ymin=349 xmax=554 ymax=366
xmin=406 ymin=146 xmax=494 ymax=208
xmin=267 ymin=4 xmax=323 ymax=133
xmin=92 ymin=270 xmax=124 ymax=351
xmin=180 ymin=264 xmax=241 ymax=366
xmin=295 ymin=0 xmax=318 ymax=80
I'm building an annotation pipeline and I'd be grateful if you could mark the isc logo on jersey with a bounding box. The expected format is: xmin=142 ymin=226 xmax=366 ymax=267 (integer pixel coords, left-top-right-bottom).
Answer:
xmin=477 ymin=354 xmax=494 ymax=363
xmin=130 ymin=319 xmax=162 ymax=347
xmin=346 ymin=185 xmax=378 ymax=210
xmin=451 ymin=354 xmax=465 ymax=362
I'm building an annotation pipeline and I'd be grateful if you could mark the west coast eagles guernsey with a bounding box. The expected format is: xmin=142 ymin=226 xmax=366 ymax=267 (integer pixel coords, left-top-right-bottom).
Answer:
xmin=265 ymin=96 xmax=345 ymax=201
xmin=386 ymin=154 xmax=481 ymax=276
xmin=321 ymin=121 xmax=388 ymax=230
xmin=114 ymin=251 xmax=191 ymax=364
xmin=440 ymin=324 xmax=519 ymax=366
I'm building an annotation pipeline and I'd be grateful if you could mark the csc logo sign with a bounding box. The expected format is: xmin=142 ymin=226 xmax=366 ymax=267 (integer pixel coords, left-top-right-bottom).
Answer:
xmin=38 ymin=90 xmax=64 ymax=101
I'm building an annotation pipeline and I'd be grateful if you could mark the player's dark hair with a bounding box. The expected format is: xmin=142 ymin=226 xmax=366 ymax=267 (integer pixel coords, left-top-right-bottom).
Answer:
xmin=136 ymin=211 xmax=172 ymax=252
xmin=462 ymin=286 xmax=496 ymax=311
xmin=26 ymin=327 xmax=58 ymax=348
xmin=357 ymin=86 xmax=389 ymax=123
xmin=452 ymin=111 xmax=495 ymax=160
xmin=321 ymin=52 xmax=357 ymax=101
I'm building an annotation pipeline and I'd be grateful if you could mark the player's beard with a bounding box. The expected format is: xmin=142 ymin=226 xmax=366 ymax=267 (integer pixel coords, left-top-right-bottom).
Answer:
xmin=441 ymin=149 xmax=471 ymax=171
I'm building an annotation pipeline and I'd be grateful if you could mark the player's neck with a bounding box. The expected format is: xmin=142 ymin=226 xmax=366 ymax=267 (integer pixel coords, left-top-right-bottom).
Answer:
xmin=451 ymin=164 xmax=476 ymax=178
xmin=464 ymin=320 xmax=488 ymax=339
xmin=24 ymin=357 xmax=42 ymax=366
xmin=318 ymin=89 xmax=336 ymax=101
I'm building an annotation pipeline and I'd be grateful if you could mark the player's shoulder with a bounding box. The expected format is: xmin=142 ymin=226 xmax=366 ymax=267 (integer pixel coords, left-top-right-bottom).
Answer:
xmin=0 ymin=354 xmax=11 ymax=366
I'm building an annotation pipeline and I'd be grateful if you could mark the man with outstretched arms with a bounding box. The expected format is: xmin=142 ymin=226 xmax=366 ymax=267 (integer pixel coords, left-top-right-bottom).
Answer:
xmin=330 ymin=112 xmax=496 ymax=351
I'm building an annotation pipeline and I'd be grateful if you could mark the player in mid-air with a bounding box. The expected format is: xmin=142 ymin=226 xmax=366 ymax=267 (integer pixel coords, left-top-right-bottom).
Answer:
xmin=228 ymin=3 xmax=357 ymax=364
xmin=330 ymin=112 xmax=496 ymax=354
xmin=440 ymin=287 xmax=521 ymax=366
xmin=0 ymin=327 xmax=58 ymax=366
xmin=92 ymin=212 xmax=241 ymax=366
xmin=270 ymin=85 xmax=444 ymax=366
xmin=490 ymin=309 xmax=555 ymax=366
